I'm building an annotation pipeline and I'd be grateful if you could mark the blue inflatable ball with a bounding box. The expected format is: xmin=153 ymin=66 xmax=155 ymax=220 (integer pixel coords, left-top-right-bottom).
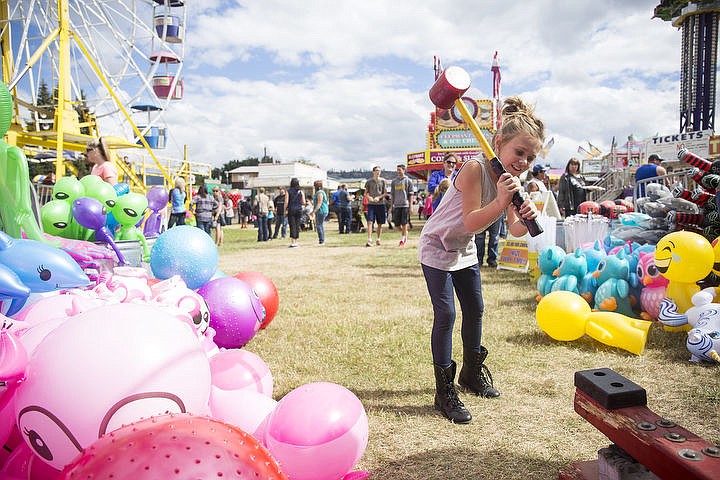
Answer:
xmin=150 ymin=225 xmax=218 ymax=289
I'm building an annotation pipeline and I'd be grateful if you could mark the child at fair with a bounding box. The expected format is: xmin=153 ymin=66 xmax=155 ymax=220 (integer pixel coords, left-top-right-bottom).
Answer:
xmin=418 ymin=96 xmax=545 ymax=424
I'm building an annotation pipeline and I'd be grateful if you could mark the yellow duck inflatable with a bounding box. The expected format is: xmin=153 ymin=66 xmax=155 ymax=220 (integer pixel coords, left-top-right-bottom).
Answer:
xmin=655 ymin=231 xmax=714 ymax=331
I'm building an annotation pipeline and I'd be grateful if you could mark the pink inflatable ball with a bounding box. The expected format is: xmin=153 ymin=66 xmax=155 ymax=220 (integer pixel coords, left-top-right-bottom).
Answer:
xmin=13 ymin=303 xmax=212 ymax=470
xmin=209 ymin=348 xmax=273 ymax=396
xmin=197 ymin=277 xmax=264 ymax=349
xmin=265 ymin=382 xmax=369 ymax=480
xmin=209 ymin=387 xmax=277 ymax=441
xmin=149 ymin=225 xmax=218 ymax=289
xmin=57 ymin=413 xmax=289 ymax=480
xmin=234 ymin=271 xmax=280 ymax=329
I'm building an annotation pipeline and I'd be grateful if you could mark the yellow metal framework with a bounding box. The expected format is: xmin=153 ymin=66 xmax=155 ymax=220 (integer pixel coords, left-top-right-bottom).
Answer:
xmin=1 ymin=0 xmax=210 ymax=194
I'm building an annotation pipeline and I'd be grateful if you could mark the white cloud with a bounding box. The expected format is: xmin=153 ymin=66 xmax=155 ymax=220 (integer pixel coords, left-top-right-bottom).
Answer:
xmin=164 ymin=0 xmax=690 ymax=171
xmin=66 ymin=0 xmax=707 ymax=172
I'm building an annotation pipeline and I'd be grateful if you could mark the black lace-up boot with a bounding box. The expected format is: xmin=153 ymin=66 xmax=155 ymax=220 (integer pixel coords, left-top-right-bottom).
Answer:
xmin=458 ymin=346 xmax=501 ymax=398
xmin=433 ymin=361 xmax=472 ymax=424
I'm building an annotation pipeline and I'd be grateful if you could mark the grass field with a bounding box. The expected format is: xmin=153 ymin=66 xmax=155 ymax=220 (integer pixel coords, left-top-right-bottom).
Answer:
xmin=216 ymin=218 xmax=719 ymax=479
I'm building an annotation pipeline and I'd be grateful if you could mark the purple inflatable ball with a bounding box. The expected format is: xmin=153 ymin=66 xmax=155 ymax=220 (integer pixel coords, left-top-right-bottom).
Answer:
xmin=149 ymin=225 xmax=218 ymax=289
xmin=146 ymin=186 xmax=169 ymax=211
xmin=197 ymin=277 xmax=265 ymax=349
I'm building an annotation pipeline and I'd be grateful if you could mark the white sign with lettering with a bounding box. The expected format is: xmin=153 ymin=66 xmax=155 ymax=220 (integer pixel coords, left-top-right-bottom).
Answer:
xmin=646 ymin=130 xmax=711 ymax=161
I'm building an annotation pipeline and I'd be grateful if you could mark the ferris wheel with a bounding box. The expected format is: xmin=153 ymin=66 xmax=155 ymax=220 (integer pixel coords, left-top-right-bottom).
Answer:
xmin=2 ymin=0 xmax=186 ymax=153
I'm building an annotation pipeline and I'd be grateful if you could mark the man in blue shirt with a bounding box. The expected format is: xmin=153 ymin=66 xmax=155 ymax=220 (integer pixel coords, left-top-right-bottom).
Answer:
xmin=635 ymin=154 xmax=667 ymax=198
xmin=330 ymin=186 xmax=341 ymax=225
xmin=337 ymin=184 xmax=352 ymax=234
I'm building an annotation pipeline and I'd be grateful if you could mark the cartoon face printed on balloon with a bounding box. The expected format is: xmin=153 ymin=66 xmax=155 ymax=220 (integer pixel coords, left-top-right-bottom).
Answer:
xmin=150 ymin=276 xmax=210 ymax=334
xmin=81 ymin=176 xmax=118 ymax=211
xmin=40 ymin=200 xmax=74 ymax=237
xmin=13 ymin=303 xmax=211 ymax=470
xmin=112 ymin=192 xmax=148 ymax=228
xmin=52 ymin=177 xmax=84 ymax=203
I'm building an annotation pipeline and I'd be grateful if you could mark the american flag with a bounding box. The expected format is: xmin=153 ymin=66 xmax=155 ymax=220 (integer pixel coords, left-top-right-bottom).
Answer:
xmin=491 ymin=51 xmax=501 ymax=130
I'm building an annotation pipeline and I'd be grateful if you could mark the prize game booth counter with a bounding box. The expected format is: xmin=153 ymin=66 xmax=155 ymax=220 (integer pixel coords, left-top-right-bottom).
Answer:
xmin=406 ymin=96 xmax=563 ymax=277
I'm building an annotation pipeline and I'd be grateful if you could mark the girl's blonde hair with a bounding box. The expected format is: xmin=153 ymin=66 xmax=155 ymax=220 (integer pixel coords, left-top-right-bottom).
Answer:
xmin=494 ymin=96 xmax=545 ymax=146
xmin=435 ymin=178 xmax=451 ymax=196
xmin=174 ymin=177 xmax=186 ymax=189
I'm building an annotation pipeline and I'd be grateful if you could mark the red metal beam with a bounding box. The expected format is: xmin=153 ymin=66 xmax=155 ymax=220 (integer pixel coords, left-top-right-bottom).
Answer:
xmin=563 ymin=369 xmax=720 ymax=479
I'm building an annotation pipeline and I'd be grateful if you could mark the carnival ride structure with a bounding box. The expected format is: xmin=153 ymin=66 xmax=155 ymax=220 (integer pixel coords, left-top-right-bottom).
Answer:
xmin=655 ymin=1 xmax=720 ymax=133
xmin=0 ymin=0 xmax=210 ymax=195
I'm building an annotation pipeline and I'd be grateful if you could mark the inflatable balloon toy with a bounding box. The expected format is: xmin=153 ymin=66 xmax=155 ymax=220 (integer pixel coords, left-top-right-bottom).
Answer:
xmin=11 ymin=291 xmax=102 ymax=328
xmin=265 ymin=382 xmax=369 ymax=480
xmin=49 ymin=176 xmax=87 ymax=239
xmin=655 ymin=231 xmax=714 ymax=330
xmin=150 ymin=275 xmax=210 ymax=334
xmin=536 ymin=246 xmax=565 ymax=301
xmin=234 ymin=271 xmax=280 ymax=329
xmin=210 ymin=388 xmax=277 ymax=440
xmin=143 ymin=186 xmax=168 ymax=238
xmin=101 ymin=182 xmax=130 ymax=236
xmin=622 ymin=243 xmax=643 ymax=316
xmin=79 ymin=175 xmax=118 ymax=211
xmin=0 ymin=231 xmax=89 ymax=316
xmin=578 ymin=240 xmax=607 ymax=304
xmin=40 ymin=233 xmax=116 ymax=284
xmin=40 ymin=200 xmax=74 ymax=238
xmin=209 ymin=348 xmax=273 ymax=396
xmin=684 ymin=288 xmax=720 ymax=363
xmin=13 ymin=303 xmax=212 ymax=470
xmin=0 ymin=82 xmax=48 ymax=243
xmin=0 ymin=265 xmax=31 ymax=316
xmin=112 ymin=192 xmax=150 ymax=262
xmin=113 ymin=182 xmax=130 ymax=197
xmin=197 ymin=277 xmax=265 ymax=349
xmin=0 ymin=441 xmax=61 ymax=480
xmin=102 ymin=266 xmax=153 ymax=303
xmin=80 ymin=176 xmax=120 ymax=239
xmin=636 ymin=251 xmax=668 ymax=321
xmin=550 ymin=248 xmax=587 ymax=295
xmin=0 ymin=324 xmax=27 ymax=455
xmin=535 ymin=290 xmax=652 ymax=355
xmin=72 ymin=197 xmax=126 ymax=265
xmin=208 ymin=350 xmax=275 ymax=436
xmin=57 ymin=413 xmax=288 ymax=480
xmin=592 ymin=250 xmax=635 ymax=318
xmin=150 ymin=225 xmax=218 ymax=289
xmin=51 ymin=176 xmax=84 ymax=204
xmin=578 ymin=201 xmax=600 ymax=215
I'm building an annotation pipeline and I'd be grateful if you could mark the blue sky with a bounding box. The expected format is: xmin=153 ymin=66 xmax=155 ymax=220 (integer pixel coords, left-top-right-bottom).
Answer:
xmin=9 ymin=0 xmax=690 ymax=172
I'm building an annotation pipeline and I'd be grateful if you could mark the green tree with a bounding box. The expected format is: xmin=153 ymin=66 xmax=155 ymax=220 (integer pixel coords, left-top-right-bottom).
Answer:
xmin=29 ymin=79 xmax=55 ymax=132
